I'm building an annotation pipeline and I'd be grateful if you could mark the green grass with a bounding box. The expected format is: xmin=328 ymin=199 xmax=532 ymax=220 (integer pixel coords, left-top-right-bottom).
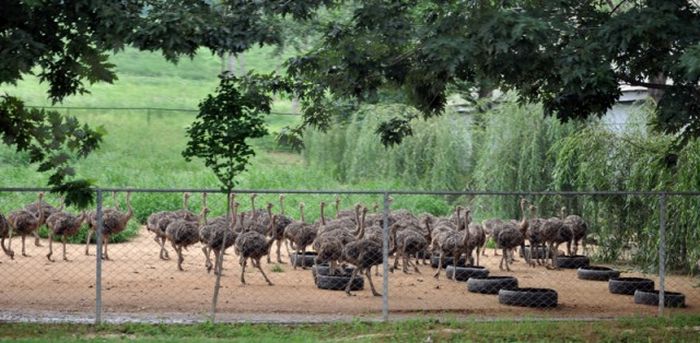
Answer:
xmin=0 ymin=46 xmax=294 ymax=112
xmin=0 ymin=315 xmax=699 ymax=342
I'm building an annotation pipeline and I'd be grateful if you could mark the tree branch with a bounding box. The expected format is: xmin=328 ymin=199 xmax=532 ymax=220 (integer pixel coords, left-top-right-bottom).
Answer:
xmin=617 ymin=74 xmax=672 ymax=90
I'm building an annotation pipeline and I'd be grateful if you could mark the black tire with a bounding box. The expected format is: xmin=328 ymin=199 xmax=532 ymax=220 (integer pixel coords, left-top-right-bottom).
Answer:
xmin=316 ymin=273 xmax=364 ymax=291
xmin=519 ymin=245 xmax=550 ymax=260
xmin=291 ymin=252 xmax=318 ymax=267
xmin=312 ymin=264 xmax=354 ymax=278
xmin=445 ymin=265 xmax=489 ymax=281
xmin=555 ymin=255 xmax=590 ymax=269
xmin=608 ymin=277 xmax=654 ymax=295
xmin=634 ymin=290 xmax=686 ymax=308
xmin=498 ymin=288 xmax=558 ymax=308
xmin=467 ymin=276 xmax=518 ymax=294
xmin=577 ymin=266 xmax=621 ymax=281
xmin=430 ymin=254 xmax=467 ymax=268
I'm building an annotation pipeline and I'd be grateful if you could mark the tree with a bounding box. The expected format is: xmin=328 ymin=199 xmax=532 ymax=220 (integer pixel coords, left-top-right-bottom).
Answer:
xmin=0 ymin=0 xmax=331 ymax=203
xmin=286 ymin=0 xmax=700 ymax=153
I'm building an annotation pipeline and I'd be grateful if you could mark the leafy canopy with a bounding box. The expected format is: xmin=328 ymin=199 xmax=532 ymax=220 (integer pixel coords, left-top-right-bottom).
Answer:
xmin=287 ymin=0 xmax=700 ymax=149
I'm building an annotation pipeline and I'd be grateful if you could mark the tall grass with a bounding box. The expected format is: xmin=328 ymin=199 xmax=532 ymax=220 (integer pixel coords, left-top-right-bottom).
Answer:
xmin=303 ymin=104 xmax=473 ymax=191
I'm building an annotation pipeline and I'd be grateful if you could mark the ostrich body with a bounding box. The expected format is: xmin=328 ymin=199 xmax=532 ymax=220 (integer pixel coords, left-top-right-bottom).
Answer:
xmin=541 ymin=210 xmax=574 ymax=269
xmin=166 ymin=204 xmax=208 ymax=271
xmin=342 ymin=211 xmax=383 ymax=296
xmin=526 ymin=205 xmax=546 ymax=266
xmin=267 ymin=194 xmax=293 ymax=264
xmin=482 ymin=218 xmax=503 ymax=256
xmin=201 ymin=199 xmax=237 ymax=274
xmin=562 ymin=207 xmax=588 ymax=256
xmin=234 ymin=215 xmax=276 ymax=285
xmin=24 ymin=196 xmax=60 ymax=247
xmin=8 ymin=192 xmax=45 ymax=257
xmin=432 ymin=209 xmax=472 ymax=280
xmin=86 ymin=192 xmax=133 ymax=260
xmin=283 ymin=202 xmax=317 ymax=269
xmin=46 ymin=210 xmax=86 ymax=261
xmin=313 ymin=204 xmax=363 ymax=275
xmin=495 ymin=199 xmax=530 ymax=271
xmin=390 ymin=218 xmax=429 ymax=274
xmin=466 ymin=221 xmax=486 ymax=266
xmin=0 ymin=212 xmax=14 ymax=259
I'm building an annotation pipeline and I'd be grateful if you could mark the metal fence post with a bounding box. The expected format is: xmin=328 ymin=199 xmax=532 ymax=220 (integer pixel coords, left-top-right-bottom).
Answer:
xmin=95 ymin=189 xmax=104 ymax=324
xmin=210 ymin=191 xmax=230 ymax=322
xmin=658 ymin=192 xmax=667 ymax=316
xmin=382 ymin=192 xmax=390 ymax=321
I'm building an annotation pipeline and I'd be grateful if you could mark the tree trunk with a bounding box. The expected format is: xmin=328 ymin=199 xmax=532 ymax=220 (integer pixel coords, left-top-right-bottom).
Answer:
xmin=648 ymin=73 xmax=667 ymax=104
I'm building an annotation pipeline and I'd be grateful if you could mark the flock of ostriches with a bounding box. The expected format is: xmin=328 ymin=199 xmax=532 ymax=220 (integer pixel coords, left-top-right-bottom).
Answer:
xmin=0 ymin=192 xmax=587 ymax=296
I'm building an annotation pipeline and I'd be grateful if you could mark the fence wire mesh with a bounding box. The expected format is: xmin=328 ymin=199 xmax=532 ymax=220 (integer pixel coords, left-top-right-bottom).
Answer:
xmin=0 ymin=188 xmax=698 ymax=323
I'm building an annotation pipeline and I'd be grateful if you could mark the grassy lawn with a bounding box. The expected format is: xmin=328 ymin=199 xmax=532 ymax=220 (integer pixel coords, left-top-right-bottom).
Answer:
xmin=1 ymin=46 xmax=295 ymax=112
xmin=0 ymin=315 xmax=699 ymax=342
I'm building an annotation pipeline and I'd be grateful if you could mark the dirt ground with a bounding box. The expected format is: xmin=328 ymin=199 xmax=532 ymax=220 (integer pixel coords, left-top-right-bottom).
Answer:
xmin=1 ymin=227 xmax=698 ymax=321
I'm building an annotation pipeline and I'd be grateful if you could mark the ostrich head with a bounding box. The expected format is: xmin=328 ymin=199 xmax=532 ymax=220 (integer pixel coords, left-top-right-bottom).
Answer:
xmin=529 ymin=204 xmax=537 ymax=217
xmin=560 ymin=206 xmax=567 ymax=219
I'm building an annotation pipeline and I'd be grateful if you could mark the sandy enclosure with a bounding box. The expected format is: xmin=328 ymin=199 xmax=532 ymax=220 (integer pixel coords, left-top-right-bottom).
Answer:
xmin=1 ymin=227 xmax=698 ymax=321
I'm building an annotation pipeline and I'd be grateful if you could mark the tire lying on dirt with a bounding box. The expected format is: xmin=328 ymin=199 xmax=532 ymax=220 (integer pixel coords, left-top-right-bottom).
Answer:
xmin=577 ymin=266 xmax=621 ymax=281
xmin=634 ymin=290 xmax=686 ymax=308
xmin=519 ymin=245 xmax=550 ymax=260
xmin=316 ymin=273 xmax=364 ymax=291
xmin=312 ymin=264 xmax=354 ymax=283
xmin=608 ymin=277 xmax=654 ymax=295
xmin=498 ymin=288 xmax=558 ymax=308
xmin=430 ymin=254 xmax=467 ymax=268
xmin=555 ymin=255 xmax=590 ymax=269
xmin=445 ymin=265 xmax=489 ymax=282
xmin=291 ymin=252 xmax=318 ymax=268
xmin=467 ymin=276 xmax=518 ymax=294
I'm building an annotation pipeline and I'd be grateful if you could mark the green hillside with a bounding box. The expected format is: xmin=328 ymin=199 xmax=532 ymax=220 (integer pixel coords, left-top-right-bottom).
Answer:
xmin=1 ymin=46 xmax=294 ymax=111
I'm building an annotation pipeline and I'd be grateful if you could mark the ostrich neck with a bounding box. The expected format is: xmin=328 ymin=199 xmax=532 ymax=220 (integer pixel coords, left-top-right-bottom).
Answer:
xmin=335 ymin=201 xmax=340 ymax=219
xmin=356 ymin=211 xmax=367 ymax=239
xmin=124 ymin=195 xmax=133 ymax=223
xmin=251 ymin=197 xmax=257 ymax=219
xmin=279 ymin=198 xmax=285 ymax=216
xmin=461 ymin=212 xmax=471 ymax=246
xmin=183 ymin=195 xmax=189 ymax=211
xmin=300 ymin=206 xmax=305 ymax=223
xmin=320 ymin=204 xmax=326 ymax=225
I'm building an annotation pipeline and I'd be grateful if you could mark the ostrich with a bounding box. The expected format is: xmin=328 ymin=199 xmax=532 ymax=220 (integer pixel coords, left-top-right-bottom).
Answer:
xmin=46 ymin=209 xmax=87 ymax=262
xmin=526 ymin=204 xmax=546 ymax=266
xmin=266 ymin=196 xmax=293 ymax=264
xmin=342 ymin=210 xmax=384 ymax=296
xmin=8 ymin=192 xmax=45 ymax=257
xmin=313 ymin=203 xmax=364 ymax=275
xmin=269 ymin=194 xmax=293 ymax=264
xmin=562 ymin=207 xmax=588 ymax=256
xmin=283 ymin=202 xmax=317 ymax=269
xmin=432 ymin=208 xmax=472 ymax=280
xmin=0 ymin=212 xmax=14 ymax=259
xmin=147 ymin=192 xmax=198 ymax=260
xmin=166 ymin=203 xmax=209 ymax=271
xmin=466 ymin=215 xmax=486 ymax=267
xmin=86 ymin=191 xmax=134 ymax=260
xmin=244 ymin=193 xmax=267 ymax=234
xmin=24 ymin=193 xmax=62 ymax=247
xmin=201 ymin=200 xmax=238 ymax=274
xmin=481 ymin=218 xmax=503 ymax=256
xmin=234 ymin=215 xmax=277 ymax=285
xmin=495 ymin=198 xmax=531 ymax=271
xmin=390 ymin=219 xmax=429 ymax=274
xmin=541 ymin=209 xmax=574 ymax=269
xmin=334 ymin=196 xmax=356 ymax=220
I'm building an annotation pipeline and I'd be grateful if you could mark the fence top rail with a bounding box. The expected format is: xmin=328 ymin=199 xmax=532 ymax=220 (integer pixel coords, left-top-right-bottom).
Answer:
xmin=0 ymin=187 xmax=699 ymax=196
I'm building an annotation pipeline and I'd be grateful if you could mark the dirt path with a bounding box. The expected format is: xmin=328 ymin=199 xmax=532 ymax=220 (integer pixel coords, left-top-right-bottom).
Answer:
xmin=1 ymin=227 xmax=697 ymax=321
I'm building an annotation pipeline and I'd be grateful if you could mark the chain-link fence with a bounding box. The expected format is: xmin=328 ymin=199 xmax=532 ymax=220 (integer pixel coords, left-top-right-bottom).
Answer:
xmin=1 ymin=188 xmax=698 ymax=323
